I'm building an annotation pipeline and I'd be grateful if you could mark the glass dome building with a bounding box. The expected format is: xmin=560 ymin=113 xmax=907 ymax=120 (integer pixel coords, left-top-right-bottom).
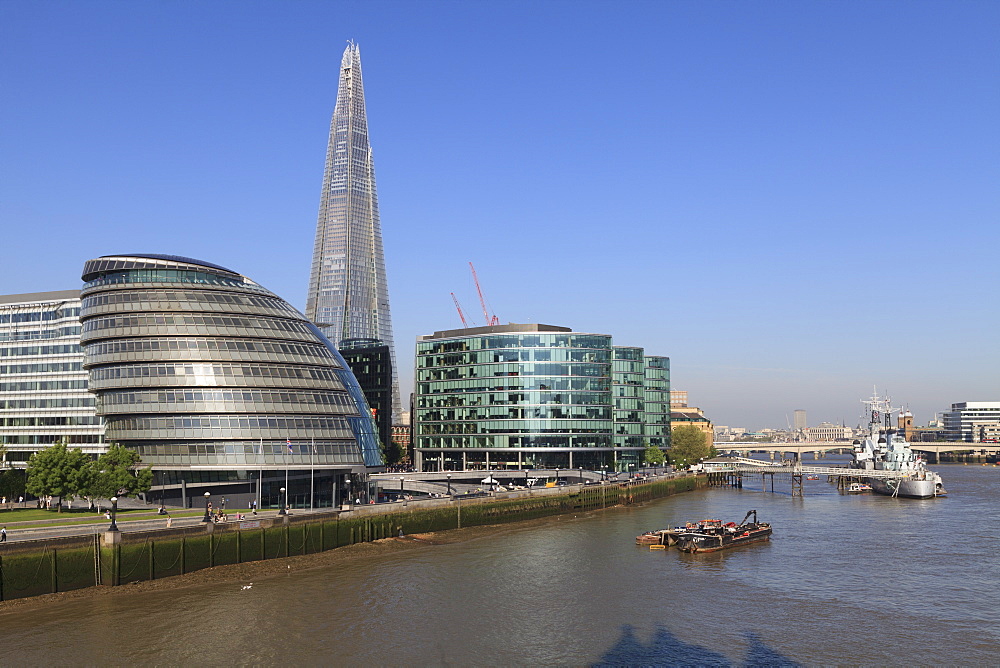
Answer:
xmin=80 ymin=254 xmax=382 ymax=509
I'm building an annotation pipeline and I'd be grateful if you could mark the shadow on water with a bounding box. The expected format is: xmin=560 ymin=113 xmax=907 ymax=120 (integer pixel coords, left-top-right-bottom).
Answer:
xmin=594 ymin=625 xmax=800 ymax=667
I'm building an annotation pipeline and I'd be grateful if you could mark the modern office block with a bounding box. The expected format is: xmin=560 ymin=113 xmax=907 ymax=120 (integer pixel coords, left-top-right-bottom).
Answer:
xmin=305 ymin=42 xmax=401 ymax=421
xmin=0 ymin=291 xmax=105 ymax=464
xmin=339 ymin=337 xmax=393 ymax=457
xmin=644 ymin=356 xmax=671 ymax=449
xmin=80 ymin=254 xmax=383 ymax=507
xmin=414 ymin=324 xmax=669 ymax=472
xmin=941 ymin=402 xmax=1000 ymax=442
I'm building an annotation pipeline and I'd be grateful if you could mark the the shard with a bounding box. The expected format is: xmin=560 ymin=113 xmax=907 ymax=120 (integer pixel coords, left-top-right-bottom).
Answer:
xmin=306 ymin=42 xmax=400 ymax=420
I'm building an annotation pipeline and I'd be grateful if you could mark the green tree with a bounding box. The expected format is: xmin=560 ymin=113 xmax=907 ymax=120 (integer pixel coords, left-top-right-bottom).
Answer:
xmin=668 ymin=425 xmax=717 ymax=468
xmin=0 ymin=468 xmax=26 ymax=501
xmin=25 ymin=441 xmax=90 ymax=511
xmin=643 ymin=443 xmax=667 ymax=466
xmin=81 ymin=443 xmax=153 ymax=503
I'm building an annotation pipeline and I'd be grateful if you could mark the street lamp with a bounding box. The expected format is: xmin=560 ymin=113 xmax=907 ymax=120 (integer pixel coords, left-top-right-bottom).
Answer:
xmin=601 ymin=464 xmax=607 ymax=481
xmin=202 ymin=491 xmax=211 ymax=523
xmin=555 ymin=468 xmax=560 ymax=485
xmin=578 ymin=466 xmax=583 ymax=483
xmin=108 ymin=496 xmax=120 ymax=532
xmin=345 ymin=477 xmax=351 ymax=509
xmin=447 ymin=473 xmax=452 ymax=496
xmin=278 ymin=487 xmax=287 ymax=515
xmin=399 ymin=476 xmax=405 ymax=498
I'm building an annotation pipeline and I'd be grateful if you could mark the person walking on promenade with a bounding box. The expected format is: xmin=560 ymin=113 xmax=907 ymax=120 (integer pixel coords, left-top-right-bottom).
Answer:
xmin=1 ymin=527 xmax=6 ymax=542
xmin=250 ymin=500 xmax=257 ymax=516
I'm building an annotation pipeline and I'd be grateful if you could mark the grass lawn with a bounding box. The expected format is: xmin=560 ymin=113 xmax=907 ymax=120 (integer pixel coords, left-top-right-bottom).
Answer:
xmin=0 ymin=506 xmax=229 ymax=529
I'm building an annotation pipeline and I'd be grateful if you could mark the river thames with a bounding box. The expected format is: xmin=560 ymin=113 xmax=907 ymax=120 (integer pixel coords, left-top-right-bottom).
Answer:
xmin=1 ymin=461 xmax=996 ymax=666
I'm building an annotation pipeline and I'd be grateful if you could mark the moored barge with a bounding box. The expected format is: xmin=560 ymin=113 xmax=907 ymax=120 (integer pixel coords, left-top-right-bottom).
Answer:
xmin=675 ymin=510 xmax=772 ymax=553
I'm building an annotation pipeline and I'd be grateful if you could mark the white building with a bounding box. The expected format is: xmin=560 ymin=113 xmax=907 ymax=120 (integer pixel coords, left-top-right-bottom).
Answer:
xmin=805 ymin=422 xmax=853 ymax=442
xmin=0 ymin=291 xmax=105 ymax=465
xmin=942 ymin=402 xmax=1000 ymax=442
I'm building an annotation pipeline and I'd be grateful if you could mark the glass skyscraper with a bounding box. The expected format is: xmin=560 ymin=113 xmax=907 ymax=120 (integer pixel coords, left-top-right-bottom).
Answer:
xmin=305 ymin=42 xmax=400 ymax=421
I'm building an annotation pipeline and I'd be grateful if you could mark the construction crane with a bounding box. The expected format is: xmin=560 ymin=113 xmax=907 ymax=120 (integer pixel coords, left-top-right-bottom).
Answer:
xmin=469 ymin=262 xmax=500 ymax=326
xmin=450 ymin=292 xmax=471 ymax=328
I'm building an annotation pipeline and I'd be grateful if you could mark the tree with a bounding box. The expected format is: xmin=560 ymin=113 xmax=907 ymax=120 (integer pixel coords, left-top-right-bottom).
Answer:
xmin=668 ymin=425 xmax=717 ymax=468
xmin=25 ymin=441 xmax=90 ymax=511
xmin=643 ymin=443 xmax=667 ymax=466
xmin=0 ymin=468 xmax=26 ymax=501
xmin=81 ymin=443 xmax=153 ymax=503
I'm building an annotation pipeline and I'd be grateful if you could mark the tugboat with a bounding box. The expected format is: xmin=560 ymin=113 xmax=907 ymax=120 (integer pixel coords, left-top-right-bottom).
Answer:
xmin=849 ymin=390 xmax=946 ymax=499
xmin=675 ymin=510 xmax=772 ymax=553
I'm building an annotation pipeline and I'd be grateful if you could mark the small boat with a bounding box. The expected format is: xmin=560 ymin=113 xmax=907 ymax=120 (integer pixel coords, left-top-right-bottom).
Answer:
xmin=846 ymin=482 xmax=872 ymax=493
xmin=636 ymin=519 xmax=722 ymax=547
xmin=805 ymin=475 xmax=820 ymax=481
xmin=675 ymin=510 xmax=772 ymax=553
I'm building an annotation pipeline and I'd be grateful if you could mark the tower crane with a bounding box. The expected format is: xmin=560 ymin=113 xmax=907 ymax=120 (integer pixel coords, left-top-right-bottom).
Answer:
xmin=469 ymin=262 xmax=500 ymax=326
xmin=450 ymin=292 xmax=471 ymax=328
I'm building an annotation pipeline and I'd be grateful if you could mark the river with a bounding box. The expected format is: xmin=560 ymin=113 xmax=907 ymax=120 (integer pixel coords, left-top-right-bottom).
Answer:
xmin=1 ymin=460 xmax=997 ymax=666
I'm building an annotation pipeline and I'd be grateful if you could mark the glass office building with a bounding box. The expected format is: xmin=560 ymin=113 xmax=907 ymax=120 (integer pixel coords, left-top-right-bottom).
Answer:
xmin=339 ymin=337 xmax=393 ymax=457
xmin=80 ymin=254 xmax=383 ymax=508
xmin=644 ymin=356 xmax=671 ymax=449
xmin=0 ymin=291 xmax=105 ymax=464
xmin=414 ymin=324 xmax=669 ymax=472
xmin=305 ymin=42 xmax=401 ymax=422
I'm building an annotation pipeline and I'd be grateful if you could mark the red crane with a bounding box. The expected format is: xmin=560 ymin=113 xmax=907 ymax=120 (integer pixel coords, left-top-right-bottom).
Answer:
xmin=450 ymin=292 xmax=470 ymax=328
xmin=469 ymin=262 xmax=500 ymax=326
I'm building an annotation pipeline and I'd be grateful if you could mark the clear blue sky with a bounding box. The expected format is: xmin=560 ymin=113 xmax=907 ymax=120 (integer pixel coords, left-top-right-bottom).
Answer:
xmin=2 ymin=0 xmax=997 ymax=430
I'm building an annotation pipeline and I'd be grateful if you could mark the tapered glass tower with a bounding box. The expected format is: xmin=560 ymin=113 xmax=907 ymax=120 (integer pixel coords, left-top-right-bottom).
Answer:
xmin=306 ymin=42 xmax=400 ymax=420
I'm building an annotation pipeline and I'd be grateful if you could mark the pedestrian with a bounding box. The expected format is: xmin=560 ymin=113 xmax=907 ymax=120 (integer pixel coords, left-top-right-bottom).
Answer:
xmin=250 ymin=500 xmax=257 ymax=516
xmin=166 ymin=516 xmax=173 ymax=528
xmin=1 ymin=527 xmax=7 ymax=542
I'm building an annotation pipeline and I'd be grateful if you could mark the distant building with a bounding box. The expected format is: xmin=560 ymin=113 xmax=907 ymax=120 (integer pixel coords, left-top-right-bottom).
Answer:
xmin=670 ymin=390 xmax=688 ymax=408
xmin=413 ymin=323 xmax=670 ymax=473
xmin=0 ymin=290 xmax=105 ymax=465
xmin=896 ymin=410 xmax=914 ymax=441
xmin=941 ymin=402 xmax=1000 ymax=442
xmin=804 ymin=422 xmax=852 ymax=442
xmin=671 ymin=404 xmax=714 ymax=447
xmin=794 ymin=409 xmax=807 ymax=430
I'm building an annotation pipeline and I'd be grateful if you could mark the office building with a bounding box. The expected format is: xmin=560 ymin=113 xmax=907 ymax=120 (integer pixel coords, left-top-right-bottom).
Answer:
xmin=794 ymin=410 xmax=807 ymax=430
xmin=338 ymin=337 xmax=393 ymax=459
xmin=80 ymin=254 xmax=383 ymax=508
xmin=0 ymin=291 xmax=105 ymax=464
xmin=414 ymin=323 xmax=670 ymax=472
xmin=305 ymin=42 xmax=401 ymax=421
xmin=941 ymin=402 xmax=1000 ymax=442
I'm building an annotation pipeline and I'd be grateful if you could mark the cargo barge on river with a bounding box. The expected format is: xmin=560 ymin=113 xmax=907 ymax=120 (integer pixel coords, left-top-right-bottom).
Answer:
xmin=674 ymin=510 xmax=772 ymax=553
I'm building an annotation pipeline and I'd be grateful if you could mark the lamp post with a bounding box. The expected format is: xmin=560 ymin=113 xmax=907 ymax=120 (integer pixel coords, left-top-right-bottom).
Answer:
xmin=278 ymin=487 xmax=287 ymax=515
xmin=202 ymin=491 xmax=211 ymax=523
xmin=555 ymin=468 xmax=559 ymax=485
xmin=345 ymin=477 xmax=351 ymax=510
xmin=578 ymin=466 xmax=583 ymax=483
xmin=601 ymin=464 xmax=607 ymax=481
xmin=108 ymin=496 xmax=120 ymax=532
xmin=399 ymin=476 xmax=405 ymax=499
xmin=446 ymin=473 xmax=452 ymax=496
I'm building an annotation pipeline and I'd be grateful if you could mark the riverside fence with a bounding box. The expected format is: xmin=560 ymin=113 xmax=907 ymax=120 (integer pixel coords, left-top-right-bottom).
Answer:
xmin=0 ymin=474 xmax=703 ymax=602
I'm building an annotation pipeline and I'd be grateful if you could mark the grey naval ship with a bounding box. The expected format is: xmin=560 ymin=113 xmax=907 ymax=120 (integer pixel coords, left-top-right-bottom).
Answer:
xmin=849 ymin=391 xmax=946 ymax=499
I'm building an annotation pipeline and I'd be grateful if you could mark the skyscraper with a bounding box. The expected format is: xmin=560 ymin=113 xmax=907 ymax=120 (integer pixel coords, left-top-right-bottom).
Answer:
xmin=306 ymin=42 xmax=400 ymax=421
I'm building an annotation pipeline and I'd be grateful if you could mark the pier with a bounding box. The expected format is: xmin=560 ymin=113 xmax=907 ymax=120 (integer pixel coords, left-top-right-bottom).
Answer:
xmin=704 ymin=458 xmax=929 ymax=495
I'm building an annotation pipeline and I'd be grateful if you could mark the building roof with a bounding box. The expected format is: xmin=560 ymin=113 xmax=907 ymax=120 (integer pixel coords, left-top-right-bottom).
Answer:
xmin=0 ymin=290 xmax=81 ymax=305
xmin=423 ymin=323 xmax=574 ymax=340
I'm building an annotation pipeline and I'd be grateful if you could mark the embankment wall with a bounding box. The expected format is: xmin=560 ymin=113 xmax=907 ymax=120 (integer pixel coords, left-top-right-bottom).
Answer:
xmin=0 ymin=475 xmax=704 ymax=601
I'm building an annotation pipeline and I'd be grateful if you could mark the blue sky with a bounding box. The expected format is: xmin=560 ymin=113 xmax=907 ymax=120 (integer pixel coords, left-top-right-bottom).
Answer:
xmin=2 ymin=0 xmax=997 ymax=430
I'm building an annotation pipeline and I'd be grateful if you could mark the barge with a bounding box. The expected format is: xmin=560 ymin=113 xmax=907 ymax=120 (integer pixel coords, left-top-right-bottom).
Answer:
xmin=675 ymin=510 xmax=772 ymax=553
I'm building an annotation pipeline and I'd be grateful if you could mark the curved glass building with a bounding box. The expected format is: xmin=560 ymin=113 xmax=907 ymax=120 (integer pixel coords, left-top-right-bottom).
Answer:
xmin=80 ymin=254 xmax=382 ymax=508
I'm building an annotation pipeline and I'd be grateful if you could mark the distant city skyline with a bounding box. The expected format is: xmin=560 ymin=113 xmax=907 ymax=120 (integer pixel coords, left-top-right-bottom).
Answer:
xmin=2 ymin=1 xmax=997 ymax=431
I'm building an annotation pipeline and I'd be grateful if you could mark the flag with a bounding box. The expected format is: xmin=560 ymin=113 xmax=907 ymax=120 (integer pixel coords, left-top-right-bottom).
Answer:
xmin=286 ymin=438 xmax=293 ymax=453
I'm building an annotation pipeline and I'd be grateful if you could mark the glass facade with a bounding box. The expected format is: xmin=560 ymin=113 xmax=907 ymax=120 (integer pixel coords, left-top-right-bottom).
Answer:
xmin=339 ymin=338 xmax=393 ymax=456
xmin=414 ymin=324 xmax=670 ymax=472
xmin=0 ymin=291 xmax=105 ymax=462
xmin=305 ymin=42 xmax=401 ymax=422
xmin=80 ymin=255 xmax=383 ymax=493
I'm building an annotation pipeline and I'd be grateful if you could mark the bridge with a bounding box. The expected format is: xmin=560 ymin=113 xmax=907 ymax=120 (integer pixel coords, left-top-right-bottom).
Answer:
xmin=716 ymin=441 xmax=998 ymax=462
